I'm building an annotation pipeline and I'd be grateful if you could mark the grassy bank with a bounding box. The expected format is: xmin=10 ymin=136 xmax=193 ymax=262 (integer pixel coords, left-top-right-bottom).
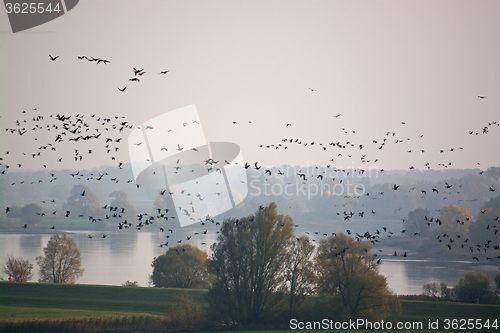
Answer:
xmin=1 ymin=282 xmax=499 ymax=332
xmin=0 ymin=282 xmax=207 ymax=320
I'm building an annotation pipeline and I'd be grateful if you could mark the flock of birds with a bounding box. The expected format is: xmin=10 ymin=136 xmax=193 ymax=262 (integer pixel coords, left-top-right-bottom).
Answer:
xmin=0 ymin=53 xmax=499 ymax=264
xmin=50 ymin=54 xmax=170 ymax=94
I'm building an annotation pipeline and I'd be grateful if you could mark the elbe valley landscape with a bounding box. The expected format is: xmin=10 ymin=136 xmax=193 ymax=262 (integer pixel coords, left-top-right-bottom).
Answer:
xmin=1 ymin=1 xmax=499 ymax=332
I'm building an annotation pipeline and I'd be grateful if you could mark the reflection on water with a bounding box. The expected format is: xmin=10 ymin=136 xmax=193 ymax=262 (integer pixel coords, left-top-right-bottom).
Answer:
xmin=378 ymin=259 xmax=499 ymax=295
xmin=0 ymin=230 xmax=218 ymax=287
xmin=1 ymin=232 xmax=498 ymax=293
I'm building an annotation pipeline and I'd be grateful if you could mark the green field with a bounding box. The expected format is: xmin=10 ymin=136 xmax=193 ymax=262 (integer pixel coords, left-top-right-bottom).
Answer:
xmin=1 ymin=282 xmax=499 ymax=332
xmin=0 ymin=282 xmax=207 ymax=320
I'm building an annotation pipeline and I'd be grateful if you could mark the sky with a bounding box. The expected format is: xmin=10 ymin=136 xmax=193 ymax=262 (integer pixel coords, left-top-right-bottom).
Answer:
xmin=1 ymin=0 xmax=499 ymax=173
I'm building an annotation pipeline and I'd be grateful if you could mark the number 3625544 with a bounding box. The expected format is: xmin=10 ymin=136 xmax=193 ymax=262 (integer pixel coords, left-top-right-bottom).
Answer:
xmin=5 ymin=3 xmax=61 ymax=14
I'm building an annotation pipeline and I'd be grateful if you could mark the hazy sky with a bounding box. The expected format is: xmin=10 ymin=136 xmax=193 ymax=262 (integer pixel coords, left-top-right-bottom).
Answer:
xmin=1 ymin=0 xmax=499 ymax=172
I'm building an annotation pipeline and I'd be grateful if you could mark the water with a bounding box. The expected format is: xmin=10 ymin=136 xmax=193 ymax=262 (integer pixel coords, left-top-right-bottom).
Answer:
xmin=0 ymin=230 xmax=218 ymax=287
xmin=1 ymin=232 xmax=498 ymax=294
xmin=378 ymin=259 xmax=498 ymax=295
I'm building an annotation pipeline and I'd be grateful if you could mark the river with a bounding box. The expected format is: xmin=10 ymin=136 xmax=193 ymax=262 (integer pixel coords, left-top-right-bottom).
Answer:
xmin=0 ymin=231 xmax=497 ymax=294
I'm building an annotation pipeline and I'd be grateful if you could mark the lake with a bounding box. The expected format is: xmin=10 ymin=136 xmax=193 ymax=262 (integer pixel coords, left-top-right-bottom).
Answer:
xmin=0 ymin=231 xmax=498 ymax=295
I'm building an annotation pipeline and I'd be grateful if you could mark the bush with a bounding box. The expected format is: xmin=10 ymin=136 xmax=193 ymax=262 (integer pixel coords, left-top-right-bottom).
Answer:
xmin=121 ymin=280 xmax=139 ymax=287
xmin=452 ymin=271 xmax=497 ymax=304
xmin=150 ymin=244 xmax=208 ymax=288
xmin=0 ymin=315 xmax=172 ymax=333
xmin=421 ymin=282 xmax=451 ymax=300
xmin=167 ymin=291 xmax=207 ymax=328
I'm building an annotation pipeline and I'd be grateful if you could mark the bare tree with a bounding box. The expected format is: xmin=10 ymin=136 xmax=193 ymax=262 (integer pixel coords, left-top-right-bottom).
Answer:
xmin=36 ymin=234 xmax=84 ymax=283
xmin=2 ymin=255 xmax=33 ymax=282
xmin=422 ymin=282 xmax=440 ymax=298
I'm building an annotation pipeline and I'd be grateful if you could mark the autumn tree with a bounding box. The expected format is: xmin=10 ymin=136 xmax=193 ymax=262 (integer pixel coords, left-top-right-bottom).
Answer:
xmin=2 ymin=255 xmax=33 ymax=282
xmin=284 ymin=235 xmax=315 ymax=319
xmin=36 ymin=234 xmax=84 ymax=283
xmin=206 ymin=202 xmax=295 ymax=327
xmin=150 ymin=244 xmax=208 ymax=289
xmin=315 ymin=233 xmax=401 ymax=321
xmin=109 ymin=191 xmax=137 ymax=218
xmin=452 ymin=271 xmax=497 ymax=304
xmin=435 ymin=204 xmax=474 ymax=238
xmin=154 ymin=195 xmax=169 ymax=211
xmin=63 ymin=185 xmax=102 ymax=217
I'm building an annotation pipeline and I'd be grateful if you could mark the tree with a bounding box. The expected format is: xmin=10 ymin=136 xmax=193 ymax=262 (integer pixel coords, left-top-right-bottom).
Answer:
xmin=63 ymin=185 xmax=102 ymax=217
xmin=419 ymin=204 xmax=475 ymax=254
xmin=284 ymin=235 xmax=315 ymax=319
xmin=422 ymin=282 xmax=440 ymax=298
xmin=315 ymin=233 xmax=401 ymax=321
xmin=6 ymin=203 xmax=43 ymax=224
xmin=109 ymin=191 xmax=137 ymax=219
xmin=206 ymin=202 xmax=295 ymax=327
xmin=20 ymin=203 xmax=43 ymax=224
xmin=468 ymin=196 xmax=500 ymax=245
xmin=421 ymin=281 xmax=450 ymax=299
xmin=439 ymin=282 xmax=451 ymax=300
xmin=2 ymin=255 xmax=33 ymax=282
xmin=36 ymin=234 xmax=84 ymax=283
xmin=405 ymin=207 xmax=431 ymax=237
xmin=484 ymin=166 xmax=500 ymax=179
xmin=150 ymin=244 xmax=208 ymax=289
xmin=452 ymin=271 xmax=496 ymax=304
xmin=154 ymin=194 xmax=169 ymax=211
xmin=435 ymin=204 xmax=474 ymax=238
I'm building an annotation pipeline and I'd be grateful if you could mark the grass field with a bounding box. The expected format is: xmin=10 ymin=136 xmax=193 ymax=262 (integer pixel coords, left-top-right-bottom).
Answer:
xmin=0 ymin=282 xmax=207 ymax=320
xmin=1 ymin=282 xmax=499 ymax=332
